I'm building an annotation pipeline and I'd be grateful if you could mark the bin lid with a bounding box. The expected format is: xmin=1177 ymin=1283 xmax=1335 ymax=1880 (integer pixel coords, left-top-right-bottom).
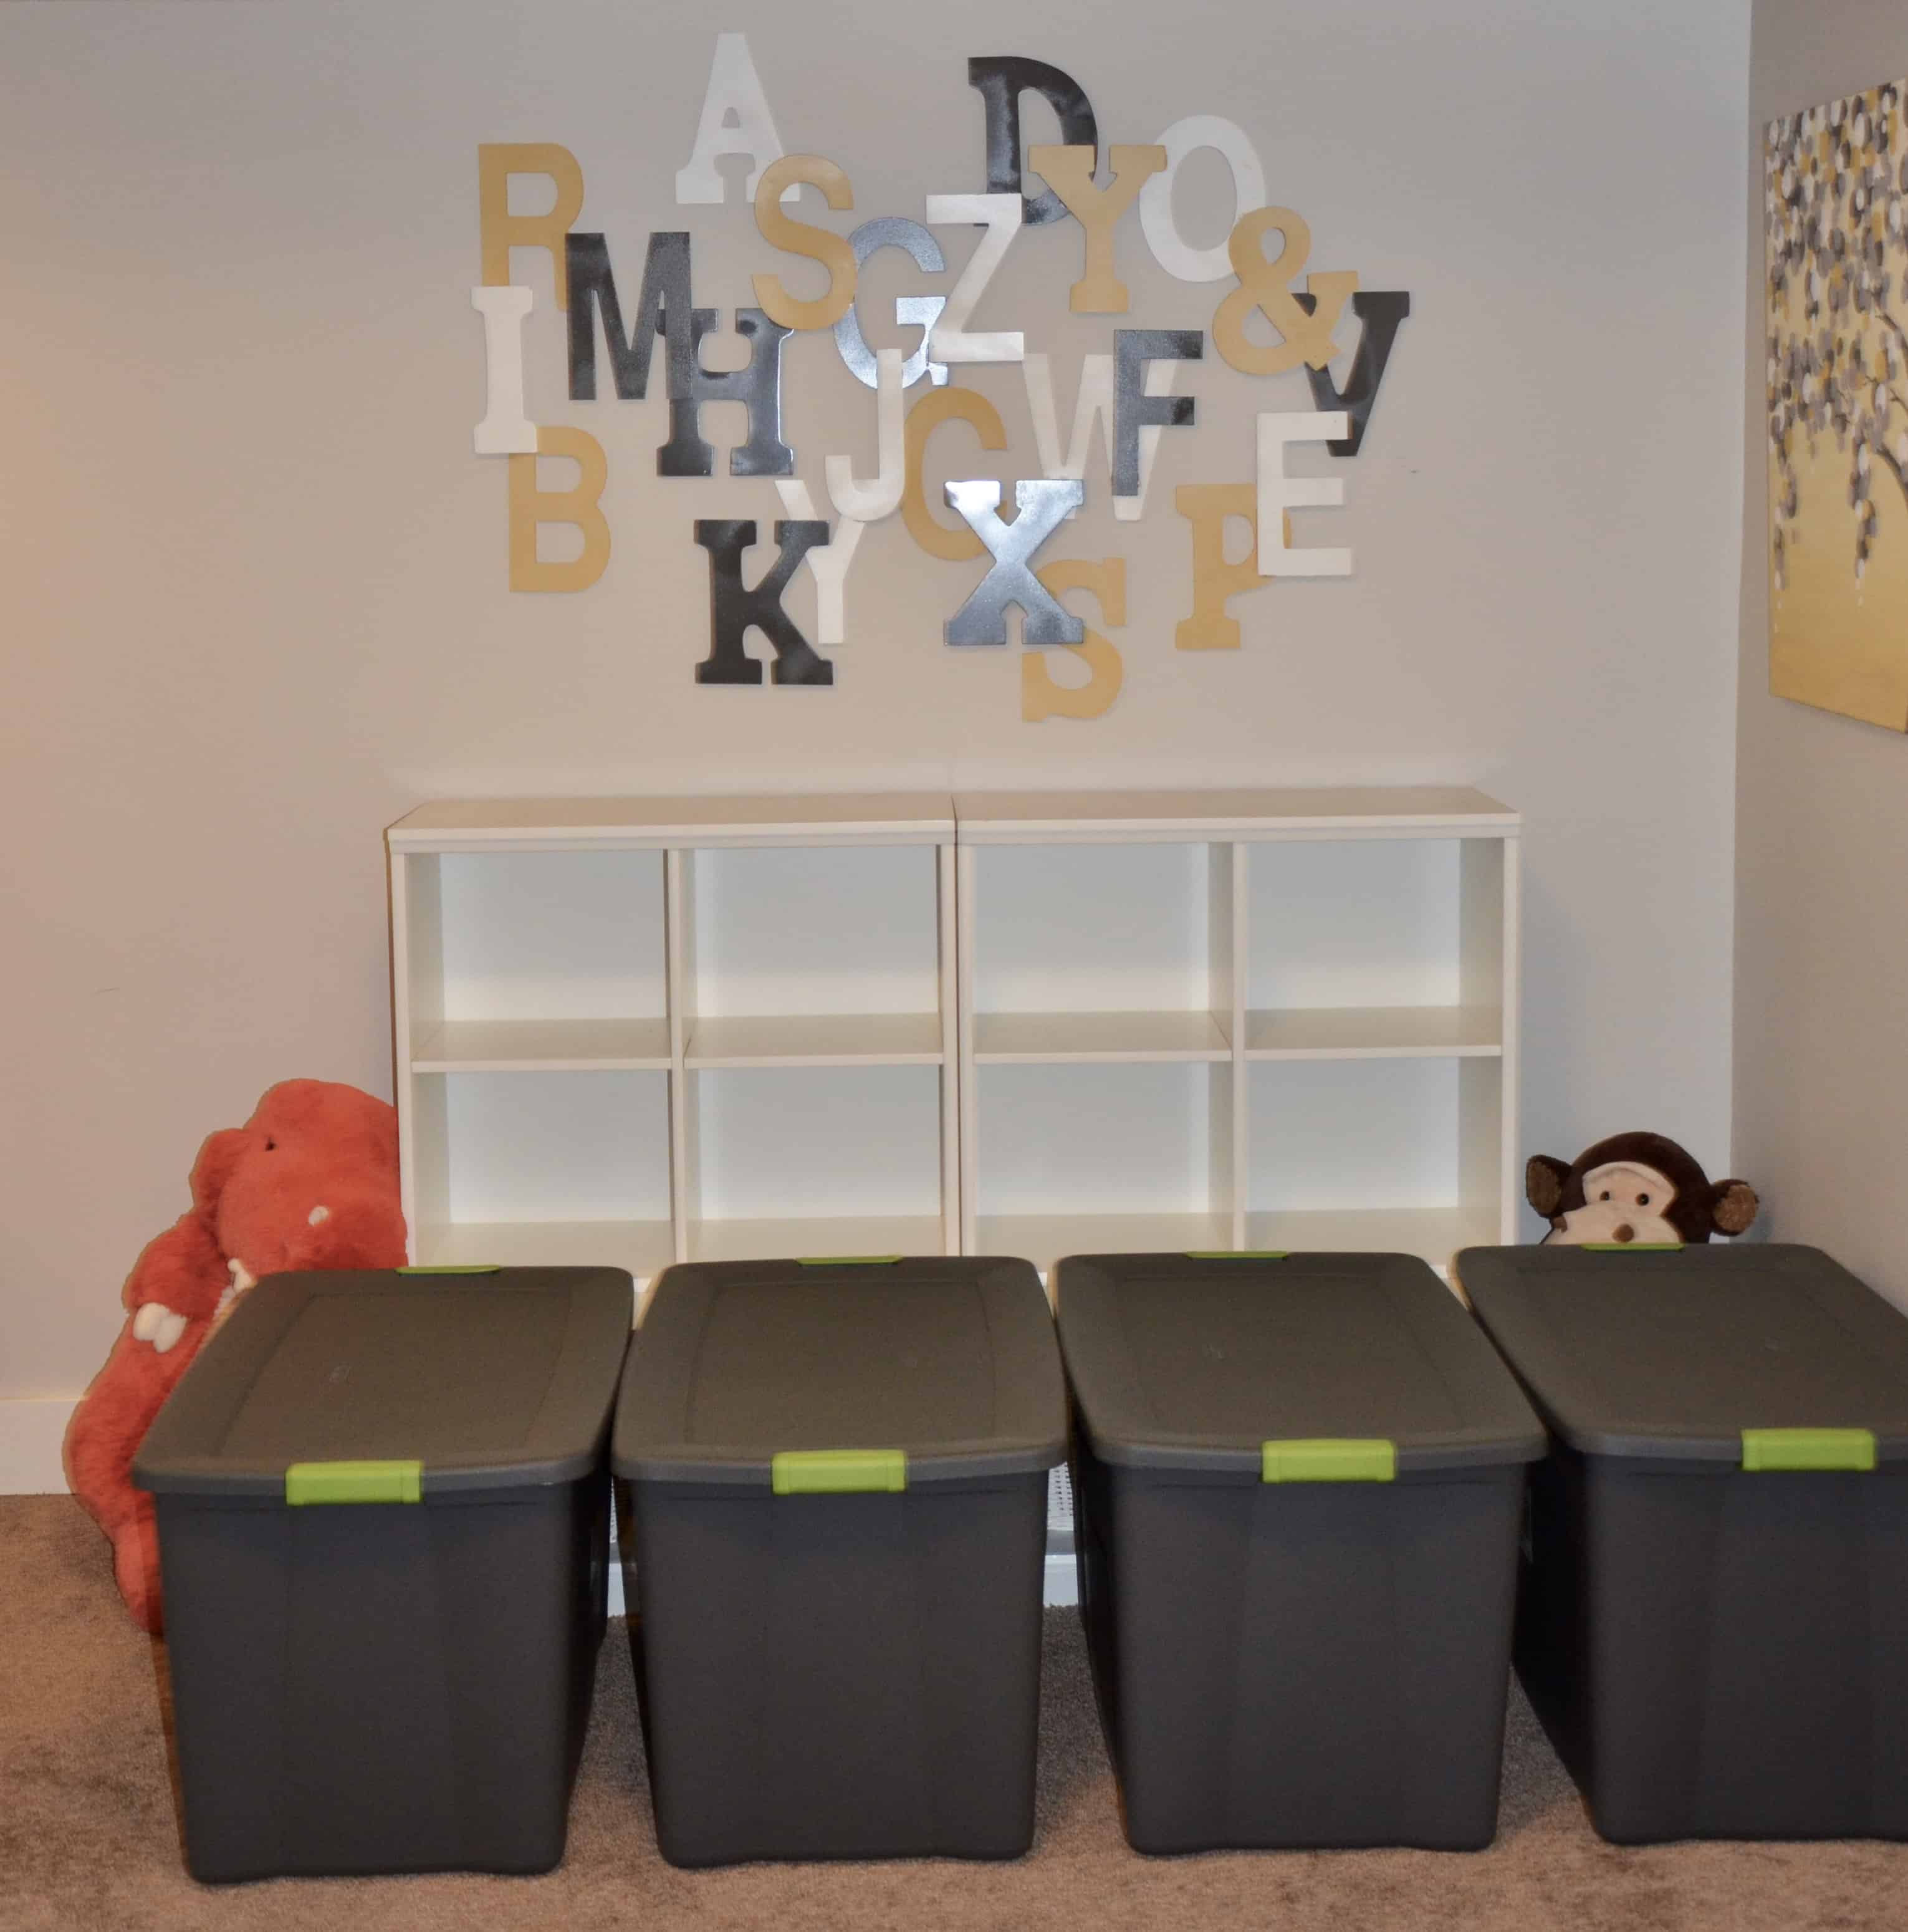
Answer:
xmin=1455 ymin=1243 xmax=1908 ymax=1463
xmin=611 ymin=1257 xmax=1067 ymax=1487
xmin=1054 ymin=1252 xmax=1546 ymax=1476
xmin=133 ymin=1267 xmax=634 ymax=1499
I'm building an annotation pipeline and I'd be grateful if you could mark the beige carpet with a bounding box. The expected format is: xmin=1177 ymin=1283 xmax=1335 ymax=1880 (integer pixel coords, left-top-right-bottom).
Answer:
xmin=6 ymin=1493 xmax=1907 ymax=1932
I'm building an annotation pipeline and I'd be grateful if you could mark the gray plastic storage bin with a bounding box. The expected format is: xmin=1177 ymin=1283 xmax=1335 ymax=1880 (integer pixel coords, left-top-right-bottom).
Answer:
xmin=132 ymin=1266 xmax=633 ymax=1882
xmin=612 ymin=1256 xmax=1067 ymax=1867
xmin=1056 ymin=1251 xmax=1546 ymax=1853
xmin=1458 ymin=1242 xmax=1908 ymax=1844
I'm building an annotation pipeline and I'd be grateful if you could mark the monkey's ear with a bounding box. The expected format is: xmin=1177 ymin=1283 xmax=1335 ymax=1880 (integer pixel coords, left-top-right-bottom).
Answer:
xmin=1711 ymin=1180 xmax=1759 ymax=1237
xmin=1526 ymin=1155 xmax=1570 ymax=1220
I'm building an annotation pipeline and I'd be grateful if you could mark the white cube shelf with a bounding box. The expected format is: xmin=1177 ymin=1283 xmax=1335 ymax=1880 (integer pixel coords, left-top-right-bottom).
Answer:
xmin=971 ymin=1059 xmax=1235 ymax=1266
xmin=389 ymin=796 xmax=961 ymax=1290
xmin=967 ymin=840 xmax=1234 ymax=1063
xmin=411 ymin=1067 xmax=675 ymax=1282
xmin=390 ymin=786 xmax=1517 ymax=1289
xmin=953 ymin=789 xmax=1519 ymax=1279
xmin=411 ymin=847 xmax=671 ymax=1072
xmin=684 ymin=1063 xmax=947 ymax=1264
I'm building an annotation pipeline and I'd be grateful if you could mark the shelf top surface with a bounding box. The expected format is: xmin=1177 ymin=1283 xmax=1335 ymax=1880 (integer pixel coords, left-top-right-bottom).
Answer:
xmin=952 ymin=786 xmax=1517 ymax=837
xmin=388 ymin=786 xmax=1518 ymax=850
xmin=388 ymin=792 xmax=957 ymax=849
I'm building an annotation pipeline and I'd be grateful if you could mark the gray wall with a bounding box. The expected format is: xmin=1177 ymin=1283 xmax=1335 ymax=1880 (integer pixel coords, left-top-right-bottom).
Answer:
xmin=1 ymin=0 xmax=1748 ymax=1412
xmin=1739 ymin=1 xmax=1908 ymax=1305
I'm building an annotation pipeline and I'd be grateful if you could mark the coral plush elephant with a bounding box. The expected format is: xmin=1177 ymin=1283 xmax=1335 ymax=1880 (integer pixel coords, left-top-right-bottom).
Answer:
xmin=64 ymin=1080 xmax=407 ymax=1632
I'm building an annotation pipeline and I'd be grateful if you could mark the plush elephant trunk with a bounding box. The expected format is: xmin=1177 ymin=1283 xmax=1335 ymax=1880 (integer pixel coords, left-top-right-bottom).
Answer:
xmin=228 ymin=1185 xmax=410 ymax=1287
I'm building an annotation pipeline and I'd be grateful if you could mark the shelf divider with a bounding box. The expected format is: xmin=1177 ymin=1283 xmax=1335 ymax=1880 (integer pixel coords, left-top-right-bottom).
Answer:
xmin=687 ymin=1214 xmax=948 ymax=1266
xmin=666 ymin=848 xmax=693 ymax=1264
xmin=1244 ymin=1005 xmax=1503 ymax=1060
xmin=1217 ymin=840 xmax=1248 ymax=1249
xmin=971 ymin=1009 xmax=1232 ymax=1063
xmin=974 ymin=1211 xmax=1234 ymax=1281
xmin=937 ymin=843 xmax=961 ymax=1254
xmin=411 ymin=1017 xmax=671 ymax=1071
xmin=684 ymin=1012 xmax=944 ymax=1067
xmin=957 ymin=841 xmax=980 ymax=1256
xmin=1241 ymin=1204 xmax=1498 ymax=1281
xmin=415 ymin=1218 xmax=674 ymax=1287
xmin=1460 ymin=834 xmax=1520 ymax=1241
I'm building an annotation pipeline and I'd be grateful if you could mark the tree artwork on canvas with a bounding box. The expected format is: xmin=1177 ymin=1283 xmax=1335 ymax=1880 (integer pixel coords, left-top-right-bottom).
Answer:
xmin=1766 ymin=80 xmax=1908 ymax=730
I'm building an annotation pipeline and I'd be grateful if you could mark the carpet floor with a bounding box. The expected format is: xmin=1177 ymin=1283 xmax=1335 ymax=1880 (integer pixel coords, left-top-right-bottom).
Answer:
xmin=6 ymin=1492 xmax=1908 ymax=1931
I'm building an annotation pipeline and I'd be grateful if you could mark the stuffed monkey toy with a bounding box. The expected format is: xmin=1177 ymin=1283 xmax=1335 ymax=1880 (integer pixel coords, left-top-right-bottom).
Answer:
xmin=1526 ymin=1131 xmax=1758 ymax=1246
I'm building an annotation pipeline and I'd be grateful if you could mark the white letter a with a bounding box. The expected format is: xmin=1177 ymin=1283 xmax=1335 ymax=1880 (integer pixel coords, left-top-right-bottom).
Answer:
xmin=676 ymin=33 xmax=785 ymax=204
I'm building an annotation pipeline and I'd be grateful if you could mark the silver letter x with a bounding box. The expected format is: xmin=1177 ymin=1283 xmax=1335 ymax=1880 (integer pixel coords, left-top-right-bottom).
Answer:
xmin=942 ymin=479 xmax=1086 ymax=646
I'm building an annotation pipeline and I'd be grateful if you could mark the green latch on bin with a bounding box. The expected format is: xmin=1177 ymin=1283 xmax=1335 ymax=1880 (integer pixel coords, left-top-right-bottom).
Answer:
xmin=1261 ymin=1439 xmax=1397 ymax=1483
xmin=285 ymin=1460 xmax=424 ymax=1505
xmin=1741 ymin=1428 xmax=1876 ymax=1473
xmin=797 ymin=1255 xmax=904 ymax=1266
xmin=1186 ymin=1251 xmax=1289 ymax=1260
xmin=771 ymin=1449 xmax=908 ymax=1494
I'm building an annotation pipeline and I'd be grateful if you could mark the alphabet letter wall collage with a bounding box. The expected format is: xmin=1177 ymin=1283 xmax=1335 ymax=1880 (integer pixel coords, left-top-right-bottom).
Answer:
xmin=472 ymin=37 xmax=1412 ymax=721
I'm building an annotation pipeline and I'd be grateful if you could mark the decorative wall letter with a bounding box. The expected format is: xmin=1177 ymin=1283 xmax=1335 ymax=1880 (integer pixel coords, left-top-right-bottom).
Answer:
xmin=507 ymin=426 xmax=610 ymax=592
xmin=658 ymin=309 xmax=794 ymax=478
xmin=566 ymin=231 xmax=690 ymax=401
xmin=1022 ymin=352 xmax=1114 ymax=519
xmin=752 ymin=156 xmax=857 ymax=332
xmin=1138 ymin=117 xmax=1267 ymax=282
xmin=1257 ymin=412 xmax=1352 ymax=577
xmin=902 ymin=387 xmax=1009 ymax=560
xmin=472 ymin=56 xmax=1403 ymax=710
xmin=833 ymin=217 xmax=949 ymax=391
xmin=826 ymin=348 xmax=906 ymax=522
xmin=1023 ymin=559 xmax=1126 ymax=722
xmin=1174 ymin=483 xmax=1275 ymax=650
xmin=566 ymin=231 xmax=790 ymax=474
xmin=694 ymin=520 xmax=834 ymax=684
xmin=1212 ymin=208 xmax=1357 ymax=376
xmin=924 ymin=194 xmax=1024 ymax=363
xmin=775 ymin=481 xmax=865 ymax=647
xmin=676 ymin=33 xmax=785 ymax=204
xmin=1114 ymin=330 xmax=1201 ymax=500
xmin=1298 ymin=290 xmax=1412 ymax=456
xmin=567 ymin=233 xmax=792 ymax=475
xmin=1026 ymin=144 xmax=1166 ymax=313
xmin=1116 ymin=360 xmax=1184 ymax=525
xmin=942 ymin=479 xmax=1087 ymax=646
xmin=471 ymin=286 xmax=537 ymax=454
xmin=478 ymin=143 xmax=586 ymax=308
xmin=966 ymin=57 xmax=1098 ymax=226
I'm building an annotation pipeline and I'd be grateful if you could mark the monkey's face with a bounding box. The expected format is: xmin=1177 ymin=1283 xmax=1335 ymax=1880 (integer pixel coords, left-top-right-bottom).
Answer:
xmin=1546 ymin=1161 xmax=1684 ymax=1246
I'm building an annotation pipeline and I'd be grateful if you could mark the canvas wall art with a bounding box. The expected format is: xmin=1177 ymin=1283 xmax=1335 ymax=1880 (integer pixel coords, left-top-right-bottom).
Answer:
xmin=1767 ymin=82 xmax=1908 ymax=729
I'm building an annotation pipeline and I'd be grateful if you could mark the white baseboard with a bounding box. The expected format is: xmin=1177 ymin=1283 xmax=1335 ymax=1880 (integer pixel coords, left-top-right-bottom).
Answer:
xmin=0 ymin=1397 xmax=77 ymax=1494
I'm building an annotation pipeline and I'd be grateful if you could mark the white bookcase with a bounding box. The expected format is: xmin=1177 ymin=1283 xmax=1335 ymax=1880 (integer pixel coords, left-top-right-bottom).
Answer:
xmin=954 ymin=789 xmax=1520 ymax=1279
xmin=387 ymin=787 xmax=1517 ymax=1290
xmin=388 ymin=796 xmax=960 ymax=1289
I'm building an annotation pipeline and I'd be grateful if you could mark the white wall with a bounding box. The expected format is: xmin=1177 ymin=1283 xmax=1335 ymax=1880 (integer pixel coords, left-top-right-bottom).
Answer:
xmin=0 ymin=0 xmax=1748 ymax=1460
xmin=1737 ymin=0 xmax=1908 ymax=1307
